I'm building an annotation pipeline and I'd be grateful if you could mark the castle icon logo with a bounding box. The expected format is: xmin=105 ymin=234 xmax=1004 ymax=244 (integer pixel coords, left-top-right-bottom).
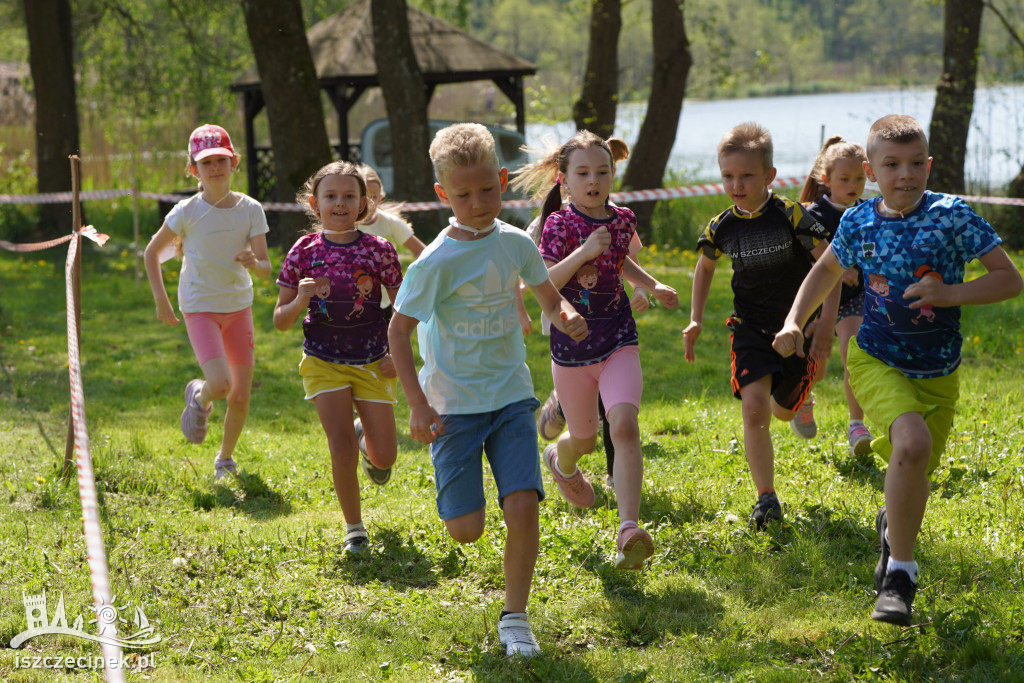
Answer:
xmin=10 ymin=590 xmax=161 ymax=649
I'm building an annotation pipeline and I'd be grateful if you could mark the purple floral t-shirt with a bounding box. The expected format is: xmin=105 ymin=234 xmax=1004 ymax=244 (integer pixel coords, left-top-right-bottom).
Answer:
xmin=540 ymin=204 xmax=639 ymax=366
xmin=277 ymin=231 xmax=402 ymax=364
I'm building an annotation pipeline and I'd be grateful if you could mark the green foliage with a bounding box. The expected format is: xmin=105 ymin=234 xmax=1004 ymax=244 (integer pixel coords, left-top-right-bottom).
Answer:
xmin=0 ymin=143 xmax=37 ymax=241
xmin=1 ymin=241 xmax=1023 ymax=680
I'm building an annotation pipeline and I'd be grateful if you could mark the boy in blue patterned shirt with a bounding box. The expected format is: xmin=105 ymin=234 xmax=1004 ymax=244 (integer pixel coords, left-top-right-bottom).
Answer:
xmin=774 ymin=114 xmax=1022 ymax=626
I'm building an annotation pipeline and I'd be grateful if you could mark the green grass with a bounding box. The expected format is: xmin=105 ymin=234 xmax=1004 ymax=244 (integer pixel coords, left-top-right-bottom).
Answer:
xmin=2 ymin=238 xmax=1024 ymax=682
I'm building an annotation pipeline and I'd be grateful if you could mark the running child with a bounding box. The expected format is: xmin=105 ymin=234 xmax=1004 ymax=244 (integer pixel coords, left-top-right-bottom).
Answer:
xmin=516 ymin=130 xmax=677 ymax=570
xmin=143 ymin=124 xmax=271 ymax=478
xmin=389 ymin=123 xmax=587 ymax=657
xmin=682 ymin=121 xmax=836 ymax=530
xmin=274 ymin=161 xmax=403 ymax=556
xmin=774 ymin=114 xmax=1022 ymax=625
xmin=357 ymin=164 xmax=426 ymax=258
xmin=799 ymin=135 xmax=873 ymax=455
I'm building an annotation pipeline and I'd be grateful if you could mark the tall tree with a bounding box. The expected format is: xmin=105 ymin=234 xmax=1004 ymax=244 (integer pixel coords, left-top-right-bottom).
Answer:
xmin=620 ymin=0 xmax=691 ymax=241
xmin=928 ymin=0 xmax=984 ymax=195
xmin=23 ymin=0 xmax=80 ymax=234
xmin=572 ymin=0 xmax=621 ymax=139
xmin=241 ymin=0 xmax=332 ymax=246
xmin=370 ymin=0 xmax=439 ymax=235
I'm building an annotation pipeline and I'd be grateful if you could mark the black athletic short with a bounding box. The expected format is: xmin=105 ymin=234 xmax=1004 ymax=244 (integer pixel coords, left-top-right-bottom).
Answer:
xmin=727 ymin=317 xmax=816 ymax=411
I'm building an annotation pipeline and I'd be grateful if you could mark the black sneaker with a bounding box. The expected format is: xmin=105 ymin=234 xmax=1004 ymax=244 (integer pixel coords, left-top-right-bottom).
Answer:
xmin=874 ymin=506 xmax=889 ymax=592
xmin=871 ymin=569 xmax=916 ymax=626
xmin=748 ymin=491 xmax=782 ymax=530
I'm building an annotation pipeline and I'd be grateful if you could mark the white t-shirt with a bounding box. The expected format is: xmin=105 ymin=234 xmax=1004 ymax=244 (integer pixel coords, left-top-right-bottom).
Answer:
xmin=165 ymin=193 xmax=269 ymax=314
xmin=358 ymin=210 xmax=414 ymax=245
xmin=393 ymin=220 xmax=550 ymax=415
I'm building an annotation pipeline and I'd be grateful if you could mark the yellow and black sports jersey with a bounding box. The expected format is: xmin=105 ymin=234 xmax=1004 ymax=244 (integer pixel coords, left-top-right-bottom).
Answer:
xmin=697 ymin=194 xmax=828 ymax=332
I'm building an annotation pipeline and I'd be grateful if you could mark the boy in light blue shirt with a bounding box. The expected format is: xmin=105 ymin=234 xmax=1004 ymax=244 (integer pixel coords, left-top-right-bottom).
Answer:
xmin=389 ymin=123 xmax=587 ymax=657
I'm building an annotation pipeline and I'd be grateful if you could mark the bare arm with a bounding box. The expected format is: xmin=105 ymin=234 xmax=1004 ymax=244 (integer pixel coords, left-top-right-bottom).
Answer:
xmin=904 ymin=245 xmax=1023 ymax=308
xmin=621 ymin=257 xmax=679 ymax=309
xmin=682 ymin=254 xmax=717 ymax=362
xmin=273 ymin=282 xmax=314 ymax=331
xmin=401 ymin=235 xmax=427 ymax=258
xmin=773 ymin=246 xmax=845 ymax=358
xmin=545 ymin=226 xmax=611 ymax=289
xmin=235 ymin=233 xmax=272 ymax=280
xmin=388 ymin=312 xmax=443 ymax=443
xmin=529 ymin=279 xmax=588 ymax=341
xmin=143 ymin=224 xmax=179 ymax=326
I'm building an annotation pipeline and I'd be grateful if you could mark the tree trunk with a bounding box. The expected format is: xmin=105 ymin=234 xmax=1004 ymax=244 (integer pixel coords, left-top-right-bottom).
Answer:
xmin=23 ymin=0 xmax=80 ymax=235
xmin=241 ymin=0 xmax=333 ymax=247
xmin=572 ymin=0 xmax=621 ymax=139
xmin=928 ymin=0 xmax=983 ymax=195
xmin=370 ymin=0 xmax=442 ymax=238
xmin=620 ymin=0 xmax=691 ymax=243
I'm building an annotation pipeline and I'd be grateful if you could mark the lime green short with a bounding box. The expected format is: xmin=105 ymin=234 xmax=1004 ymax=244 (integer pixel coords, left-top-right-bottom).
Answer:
xmin=298 ymin=354 xmax=397 ymax=404
xmin=846 ymin=339 xmax=959 ymax=474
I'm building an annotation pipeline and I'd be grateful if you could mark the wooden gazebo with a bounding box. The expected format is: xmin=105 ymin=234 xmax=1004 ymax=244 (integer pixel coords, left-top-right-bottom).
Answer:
xmin=230 ymin=0 xmax=536 ymax=199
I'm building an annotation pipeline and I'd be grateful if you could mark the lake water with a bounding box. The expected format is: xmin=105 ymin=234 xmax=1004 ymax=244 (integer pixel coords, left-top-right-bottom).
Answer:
xmin=526 ymin=85 xmax=1024 ymax=190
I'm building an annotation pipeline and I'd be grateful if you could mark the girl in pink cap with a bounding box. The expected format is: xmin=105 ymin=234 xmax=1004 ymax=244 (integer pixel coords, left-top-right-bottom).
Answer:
xmin=144 ymin=124 xmax=272 ymax=478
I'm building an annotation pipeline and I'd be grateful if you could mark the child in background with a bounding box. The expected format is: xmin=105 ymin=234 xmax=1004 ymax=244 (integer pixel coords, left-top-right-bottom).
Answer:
xmin=274 ymin=161 xmax=403 ymax=556
xmin=357 ymin=164 xmax=426 ymax=258
xmin=799 ymin=135 xmax=873 ymax=456
xmin=516 ymin=130 xmax=678 ymax=570
xmin=144 ymin=124 xmax=271 ymax=478
xmin=682 ymin=122 xmax=836 ymax=530
xmin=774 ymin=114 xmax=1022 ymax=625
xmin=389 ymin=123 xmax=587 ymax=657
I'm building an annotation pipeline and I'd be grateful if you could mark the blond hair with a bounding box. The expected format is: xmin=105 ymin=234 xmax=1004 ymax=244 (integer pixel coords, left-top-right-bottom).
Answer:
xmin=866 ymin=115 xmax=928 ymax=161
xmin=799 ymin=135 xmax=868 ymax=204
xmin=510 ymin=130 xmax=629 ymax=236
xmin=297 ymin=160 xmax=369 ymax=231
xmin=717 ymin=122 xmax=773 ymax=170
xmin=428 ymin=123 xmax=499 ymax=185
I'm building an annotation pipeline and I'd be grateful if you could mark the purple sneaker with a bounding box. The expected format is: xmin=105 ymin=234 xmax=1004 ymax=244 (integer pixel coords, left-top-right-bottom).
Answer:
xmin=181 ymin=379 xmax=212 ymax=444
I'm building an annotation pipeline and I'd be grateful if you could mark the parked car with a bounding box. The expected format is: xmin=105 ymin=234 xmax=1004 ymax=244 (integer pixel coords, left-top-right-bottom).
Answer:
xmin=358 ymin=119 xmax=533 ymax=225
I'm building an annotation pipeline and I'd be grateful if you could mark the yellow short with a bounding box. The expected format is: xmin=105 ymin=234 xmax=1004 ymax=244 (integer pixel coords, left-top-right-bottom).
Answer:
xmin=298 ymin=354 xmax=397 ymax=404
xmin=847 ymin=339 xmax=959 ymax=474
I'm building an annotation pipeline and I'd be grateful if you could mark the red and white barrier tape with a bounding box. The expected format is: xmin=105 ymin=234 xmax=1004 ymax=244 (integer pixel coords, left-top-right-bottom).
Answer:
xmin=64 ymin=231 xmax=124 ymax=682
xmin=1 ymin=179 xmax=1023 ymax=214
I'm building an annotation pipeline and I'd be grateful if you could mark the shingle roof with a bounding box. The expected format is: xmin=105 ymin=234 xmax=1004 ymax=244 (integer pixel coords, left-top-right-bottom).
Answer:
xmin=232 ymin=0 xmax=535 ymax=90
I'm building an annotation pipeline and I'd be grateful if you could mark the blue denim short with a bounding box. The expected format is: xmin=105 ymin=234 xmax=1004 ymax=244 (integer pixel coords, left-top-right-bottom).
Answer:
xmin=430 ymin=397 xmax=544 ymax=520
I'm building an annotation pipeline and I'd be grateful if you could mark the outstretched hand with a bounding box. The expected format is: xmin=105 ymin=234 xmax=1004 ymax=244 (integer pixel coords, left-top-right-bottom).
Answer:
xmin=682 ymin=321 xmax=702 ymax=362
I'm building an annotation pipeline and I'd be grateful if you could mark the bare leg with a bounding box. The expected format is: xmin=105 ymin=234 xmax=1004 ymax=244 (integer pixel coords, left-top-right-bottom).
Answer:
xmin=219 ymin=363 xmax=253 ymax=460
xmin=313 ymin=389 xmax=362 ymax=524
xmin=501 ymin=490 xmax=539 ymax=613
xmin=836 ymin=316 xmax=866 ymax=421
xmin=740 ymin=376 xmax=775 ymax=493
xmin=884 ymin=412 xmax=931 ymax=562
xmin=353 ymin=400 xmax=397 ymax=470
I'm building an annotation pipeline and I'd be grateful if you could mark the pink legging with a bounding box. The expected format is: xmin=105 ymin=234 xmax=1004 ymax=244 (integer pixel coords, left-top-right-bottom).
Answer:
xmin=552 ymin=345 xmax=642 ymax=440
xmin=182 ymin=308 xmax=254 ymax=367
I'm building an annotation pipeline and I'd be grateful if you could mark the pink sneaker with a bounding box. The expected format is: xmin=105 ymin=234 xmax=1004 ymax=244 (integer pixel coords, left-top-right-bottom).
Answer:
xmin=615 ymin=522 xmax=654 ymax=570
xmin=537 ymin=390 xmax=566 ymax=441
xmin=848 ymin=422 xmax=874 ymax=457
xmin=181 ymin=379 xmax=212 ymax=444
xmin=543 ymin=444 xmax=594 ymax=508
xmin=790 ymin=397 xmax=817 ymax=439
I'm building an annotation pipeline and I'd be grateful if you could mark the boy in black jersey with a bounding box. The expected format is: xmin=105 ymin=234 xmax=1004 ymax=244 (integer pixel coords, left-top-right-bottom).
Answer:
xmin=682 ymin=122 xmax=838 ymax=529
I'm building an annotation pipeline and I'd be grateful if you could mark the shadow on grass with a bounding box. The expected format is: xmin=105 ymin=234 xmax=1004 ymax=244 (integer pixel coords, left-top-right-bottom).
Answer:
xmin=334 ymin=527 xmax=439 ymax=590
xmin=187 ymin=469 xmax=292 ymax=520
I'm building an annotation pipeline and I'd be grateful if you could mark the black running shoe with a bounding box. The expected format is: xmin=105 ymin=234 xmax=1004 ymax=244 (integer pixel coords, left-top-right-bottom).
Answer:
xmin=874 ymin=506 xmax=890 ymax=593
xmin=871 ymin=569 xmax=916 ymax=626
xmin=748 ymin=491 xmax=782 ymax=530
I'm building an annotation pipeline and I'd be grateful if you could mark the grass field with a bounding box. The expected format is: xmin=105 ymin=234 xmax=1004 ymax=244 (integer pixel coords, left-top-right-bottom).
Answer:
xmin=1 ymin=230 xmax=1023 ymax=681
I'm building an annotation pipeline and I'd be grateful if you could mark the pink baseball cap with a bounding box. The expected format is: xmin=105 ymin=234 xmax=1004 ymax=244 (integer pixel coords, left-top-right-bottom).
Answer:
xmin=188 ymin=124 xmax=235 ymax=162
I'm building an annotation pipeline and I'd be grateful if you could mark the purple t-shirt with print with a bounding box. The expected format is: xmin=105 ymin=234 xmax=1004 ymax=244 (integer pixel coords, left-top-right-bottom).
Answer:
xmin=540 ymin=204 xmax=638 ymax=366
xmin=277 ymin=231 xmax=402 ymax=364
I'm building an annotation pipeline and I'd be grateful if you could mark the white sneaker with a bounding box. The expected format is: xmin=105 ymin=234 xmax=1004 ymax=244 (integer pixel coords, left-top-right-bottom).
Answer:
xmin=497 ymin=613 xmax=541 ymax=658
